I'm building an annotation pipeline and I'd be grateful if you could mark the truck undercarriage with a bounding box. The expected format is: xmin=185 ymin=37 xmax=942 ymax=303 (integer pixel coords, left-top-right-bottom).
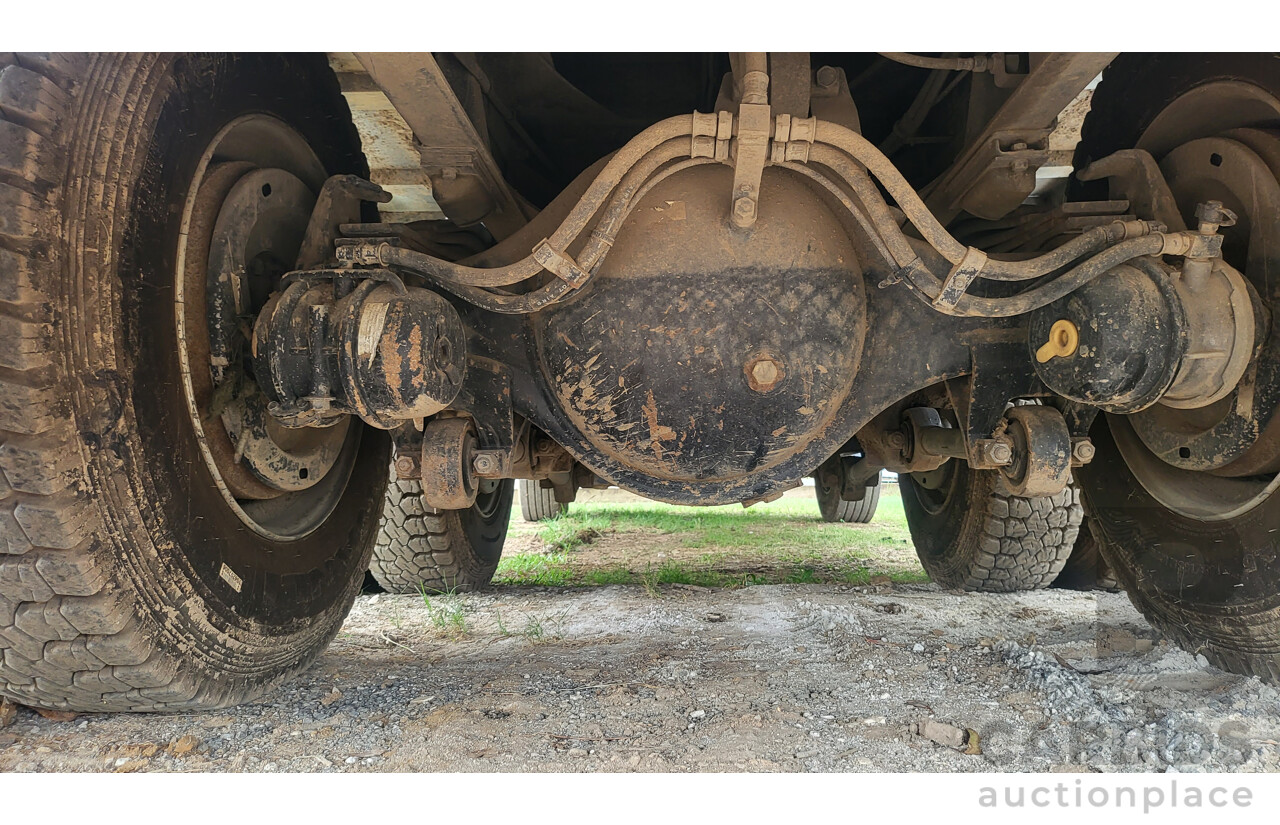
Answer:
xmin=3 ymin=52 xmax=1280 ymax=711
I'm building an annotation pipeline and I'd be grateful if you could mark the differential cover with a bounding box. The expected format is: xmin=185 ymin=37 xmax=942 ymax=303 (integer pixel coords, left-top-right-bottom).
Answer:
xmin=535 ymin=165 xmax=866 ymax=501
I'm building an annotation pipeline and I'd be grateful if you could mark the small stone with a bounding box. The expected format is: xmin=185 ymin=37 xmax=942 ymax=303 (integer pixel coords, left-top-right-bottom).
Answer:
xmin=863 ymin=716 xmax=887 ymax=726
xmin=320 ymin=689 xmax=343 ymax=707
xmin=368 ymin=595 xmax=380 ymax=605
xmin=704 ymin=612 xmax=726 ymax=623
xmin=169 ymin=735 xmax=202 ymax=757
xmin=689 ymin=710 xmax=706 ymax=720
xmin=34 ymin=708 xmax=77 ymax=723
xmin=0 ymin=700 xmax=16 ymax=729
xmin=913 ymin=718 xmax=970 ymax=750
xmin=345 ymin=756 xmax=358 ymax=765
xmin=912 ymin=643 xmax=926 ymax=653
xmin=568 ymin=748 xmax=588 ymax=758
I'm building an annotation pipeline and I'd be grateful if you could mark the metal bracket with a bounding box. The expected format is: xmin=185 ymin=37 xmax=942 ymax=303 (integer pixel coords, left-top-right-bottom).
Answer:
xmin=933 ymin=247 xmax=988 ymax=311
xmin=1077 ymin=149 xmax=1187 ymax=232
xmin=730 ymin=92 xmax=771 ymax=228
xmin=532 ymin=239 xmax=591 ymax=288
xmin=450 ymin=355 xmax=513 ymax=452
xmin=945 ymin=342 xmax=1048 ymax=469
xmin=923 ymin=52 xmax=1117 ymax=223
xmin=295 ymin=175 xmax=392 ymax=270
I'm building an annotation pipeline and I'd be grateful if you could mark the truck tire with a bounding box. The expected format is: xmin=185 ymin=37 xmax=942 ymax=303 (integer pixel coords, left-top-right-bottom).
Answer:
xmin=370 ymin=477 xmax=514 ymax=594
xmin=901 ymin=462 xmax=1083 ymax=592
xmin=519 ymin=479 xmax=567 ymax=522
xmin=815 ymin=475 xmax=881 ymax=523
xmin=0 ymin=54 xmax=391 ymax=712
xmin=1073 ymin=55 xmax=1280 ymax=681
xmin=1052 ymin=523 xmax=1120 ymax=591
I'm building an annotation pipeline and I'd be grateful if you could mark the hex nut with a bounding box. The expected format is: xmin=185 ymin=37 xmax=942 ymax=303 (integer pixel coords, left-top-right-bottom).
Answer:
xmin=745 ymin=354 xmax=785 ymax=393
xmin=982 ymin=441 xmax=1013 ymax=466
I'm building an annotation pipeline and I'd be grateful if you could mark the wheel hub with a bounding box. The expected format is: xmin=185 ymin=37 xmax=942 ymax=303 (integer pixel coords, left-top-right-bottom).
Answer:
xmin=202 ymin=166 xmax=350 ymax=494
xmin=175 ymin=114 xmax=362 ymax=540
xmin=1110 ymin=85 xmax=1280 ymax=518
xmin=1124 ymin=127 xmax=1280 ymax=477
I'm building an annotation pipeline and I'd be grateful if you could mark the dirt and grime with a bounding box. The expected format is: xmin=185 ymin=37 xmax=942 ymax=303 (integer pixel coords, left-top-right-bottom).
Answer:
xmin=2 ymin=580 xmax=1278 ymax=773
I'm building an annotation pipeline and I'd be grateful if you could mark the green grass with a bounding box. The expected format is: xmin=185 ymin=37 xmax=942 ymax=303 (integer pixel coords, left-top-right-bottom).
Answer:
xmin=493 ymin=484 xmax=926 ymax=590
xmin=419 ymin=585 xmax=469 ymax=636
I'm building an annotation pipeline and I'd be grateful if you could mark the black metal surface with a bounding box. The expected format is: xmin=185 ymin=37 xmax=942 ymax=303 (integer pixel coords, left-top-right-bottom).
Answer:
xmin=1029 ymin=262 xmax=1186 ymax=414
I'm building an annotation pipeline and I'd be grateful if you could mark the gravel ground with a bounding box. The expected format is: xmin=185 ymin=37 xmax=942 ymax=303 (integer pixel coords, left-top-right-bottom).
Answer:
xmin=2 ymin=581 xmax=1279 ymax=773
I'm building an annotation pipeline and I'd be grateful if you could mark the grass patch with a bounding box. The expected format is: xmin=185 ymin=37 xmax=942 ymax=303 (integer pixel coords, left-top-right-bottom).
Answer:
xmin=494 ymin=484 xmax=926 ymax=591
xmin=419 ymin=585 xmax=468 ymax=636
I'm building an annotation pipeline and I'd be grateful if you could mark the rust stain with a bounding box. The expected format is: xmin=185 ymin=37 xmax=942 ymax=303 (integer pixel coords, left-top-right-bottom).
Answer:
xmin=642 ymin=389 xmax=676 ymax=458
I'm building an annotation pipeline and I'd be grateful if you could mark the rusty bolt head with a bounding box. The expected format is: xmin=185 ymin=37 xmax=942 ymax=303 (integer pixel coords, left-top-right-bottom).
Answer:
xmin=733 ymin=196 xmax=757 ymax=221
xmin=815 ymin=66 xmax=839 ymax=89
xmin=887 ymin=431 xmax=907 ymax=452
xmin=394 ymin=454 xmax=418 ymax=478
xmin=1072 ymin=439 xmax=1096 ymax=464
xmin=472 ymin=453 xmax=498 ymax=476
xmin=982 ymin=440 xmax=1013 ymax=466
xmin=745 ymin=354 xmax=785 ymax=393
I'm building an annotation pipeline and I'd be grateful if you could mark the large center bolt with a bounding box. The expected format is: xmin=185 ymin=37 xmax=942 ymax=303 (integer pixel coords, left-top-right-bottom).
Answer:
xmin=252 ymin=276 xmax=468 ymax=429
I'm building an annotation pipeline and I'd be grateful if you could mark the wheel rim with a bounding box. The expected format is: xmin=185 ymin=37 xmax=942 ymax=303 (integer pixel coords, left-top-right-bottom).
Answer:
xmin=909 ymin=460 xmax=958 ymax=516
xmin=175 ymin=114 xmax=360 ymax=541
xmin=473 ymin=478 xmax=504 ymax=520
xmin=1111 ymin=81 xmax=1280 ymax=519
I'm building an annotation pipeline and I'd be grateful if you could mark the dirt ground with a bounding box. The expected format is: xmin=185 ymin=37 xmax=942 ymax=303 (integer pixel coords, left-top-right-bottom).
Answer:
xmin=3 ymin=577 xmax=1279 ymax=773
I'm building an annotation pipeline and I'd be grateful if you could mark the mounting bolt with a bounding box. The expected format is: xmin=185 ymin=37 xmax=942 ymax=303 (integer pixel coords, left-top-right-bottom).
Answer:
xmin=1072 ymin=438 xmax=1096 ymax=465
xmin=733 ymin=195 xmax=757 ymax=226
xmin=815 ymin=66 xmax=839 ymax=90
xmin=472 ymin=453 xmax=499 ymax=476
xmin=394 ymin=454 xmax=418 ymax=478
xmin=886 ymin=432 xmax=908 ymax=452
xmin=979 ymin=440 xmax=1013 ymax=466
